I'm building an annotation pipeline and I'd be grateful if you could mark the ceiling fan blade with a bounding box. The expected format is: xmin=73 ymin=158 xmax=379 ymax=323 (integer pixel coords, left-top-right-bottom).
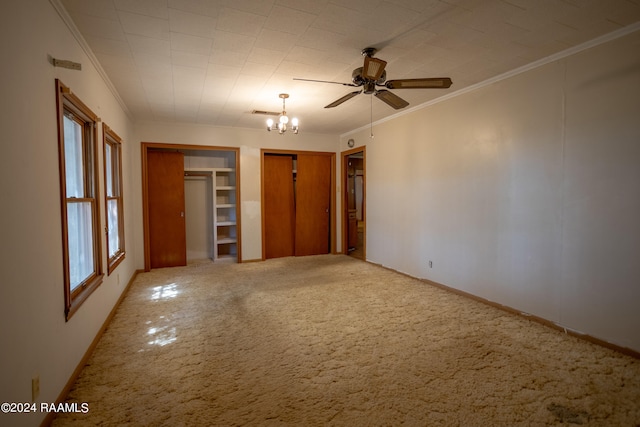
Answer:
xmin=385 ymin=77 xmax=452 ymax=89
xmin=374 ymin=90 xmax=409 ymax=109
xmin=362 ymin=56 xmax=387 ymax=80
xmin=294 ymin=78 xmax=358 ymax=87
xmin=324 ymin=91 xmax=362 ymax=108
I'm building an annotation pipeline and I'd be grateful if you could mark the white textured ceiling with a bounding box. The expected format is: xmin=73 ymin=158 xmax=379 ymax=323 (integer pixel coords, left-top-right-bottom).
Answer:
xmin=58 ymin=0 xmax=640 ymax=135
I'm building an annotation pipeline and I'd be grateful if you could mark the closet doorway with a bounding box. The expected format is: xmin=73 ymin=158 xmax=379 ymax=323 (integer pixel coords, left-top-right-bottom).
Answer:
xmin=342 ymin=147 xmax=365 ymax=260
xmin=142 ymin=143 xmax=241 ymax=271
xmin=261 ymin=150 xmax=336 ymax=259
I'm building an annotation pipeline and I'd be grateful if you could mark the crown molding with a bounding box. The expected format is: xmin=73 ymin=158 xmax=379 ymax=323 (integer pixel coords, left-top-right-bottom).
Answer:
xmin=49 ymin=0 xmax=132 ymax=119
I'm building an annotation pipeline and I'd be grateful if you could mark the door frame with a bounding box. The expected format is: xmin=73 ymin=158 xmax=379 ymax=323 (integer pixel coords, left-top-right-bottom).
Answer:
xmin=341 ymin=146 xmax=366 ymax=259
xmin=142 ymin=142 xmax=241 ymax=271
xmin=260 ymin=148 xmax=336 ymax=260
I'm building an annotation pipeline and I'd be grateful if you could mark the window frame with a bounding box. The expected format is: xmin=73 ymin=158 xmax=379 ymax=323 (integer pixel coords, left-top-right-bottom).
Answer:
xmin=103 ymin=123 xmax=126 ymax=274
xmin=55 ymin=79 xmax=103 ymax=321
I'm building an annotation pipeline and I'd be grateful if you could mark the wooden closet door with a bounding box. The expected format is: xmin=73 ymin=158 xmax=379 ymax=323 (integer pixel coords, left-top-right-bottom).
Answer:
xmin=295 ymin=154 xmax=331 ymax=256
xmin=148 ymin=151 xmax=187 ymax=268
xmin=263 ymin=155 xmax=295 ymax=259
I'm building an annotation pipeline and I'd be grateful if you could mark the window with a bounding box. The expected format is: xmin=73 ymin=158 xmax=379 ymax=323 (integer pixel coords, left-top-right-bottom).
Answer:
xmin=56 ymin=80 xmax=103 ymax=320
xmin=103 ymin=123 xmax=125 ymax=274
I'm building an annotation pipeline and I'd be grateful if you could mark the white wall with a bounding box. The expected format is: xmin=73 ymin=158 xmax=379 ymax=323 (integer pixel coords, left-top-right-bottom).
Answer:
xmin=0 ymin=1 xmax=137 ymax=426
xmin=343 ymin=29 xmax=640 ymax=351
xmin=133 ymin=122 xmax=340 ymax=262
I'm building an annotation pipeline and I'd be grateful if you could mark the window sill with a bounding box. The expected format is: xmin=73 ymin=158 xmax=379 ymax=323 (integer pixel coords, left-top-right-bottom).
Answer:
xmin=107 ymin=252 xmax=126 ymax=276
xmin=66 ymin=274 xmax=104 ymax=321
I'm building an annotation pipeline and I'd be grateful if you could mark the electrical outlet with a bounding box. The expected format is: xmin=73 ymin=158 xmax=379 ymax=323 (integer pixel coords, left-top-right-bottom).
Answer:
xmin=429 ymin=260 xmax=433 ymax=268
xmin=32 ymin=375 xmax=40 ymax=401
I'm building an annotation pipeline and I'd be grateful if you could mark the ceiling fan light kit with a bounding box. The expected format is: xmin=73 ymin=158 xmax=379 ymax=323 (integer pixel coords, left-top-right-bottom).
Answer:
xmin=266 ymin=93 xmax=298 ymax=134
xmin=294 ymin=47 xmax=453 ymax=111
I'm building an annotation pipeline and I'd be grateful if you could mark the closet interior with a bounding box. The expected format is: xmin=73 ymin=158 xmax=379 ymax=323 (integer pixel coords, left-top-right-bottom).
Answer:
xmin=184 ymin=149 xmax=238 ymax=262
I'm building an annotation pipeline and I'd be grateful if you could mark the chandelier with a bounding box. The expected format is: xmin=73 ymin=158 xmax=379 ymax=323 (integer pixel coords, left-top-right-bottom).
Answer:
xmin=266 ymin=93 xmax=299 ymax=134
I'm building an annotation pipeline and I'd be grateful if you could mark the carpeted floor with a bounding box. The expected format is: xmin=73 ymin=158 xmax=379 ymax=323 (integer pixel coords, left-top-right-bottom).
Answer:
xmin=53 ymin=255 xmax=640 ymax=426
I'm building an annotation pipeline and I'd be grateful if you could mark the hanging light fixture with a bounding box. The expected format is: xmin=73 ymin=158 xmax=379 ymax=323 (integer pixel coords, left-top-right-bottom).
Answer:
xmin=266 ymin=93 xmax=299 ymax=134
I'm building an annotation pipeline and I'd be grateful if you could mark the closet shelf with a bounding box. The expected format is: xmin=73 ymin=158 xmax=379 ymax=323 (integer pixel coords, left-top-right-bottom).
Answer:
xmin=212 ymin=167 xmax=237 ymax=262
xmin=184 ymin=167 xmax=235 ymax=172
xmin=217 ymin=237 xmax=237 ymax=244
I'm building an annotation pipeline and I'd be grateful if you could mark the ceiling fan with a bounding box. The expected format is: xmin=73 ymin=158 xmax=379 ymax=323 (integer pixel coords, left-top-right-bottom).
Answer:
xmin=294 ymin=48 xmax=452 ymax=110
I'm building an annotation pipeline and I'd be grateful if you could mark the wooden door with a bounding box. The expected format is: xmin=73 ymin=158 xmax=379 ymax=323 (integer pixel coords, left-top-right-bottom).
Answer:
xmin=148 ymin=151 xmax=187 ymax=268
xmin=295 ymin=154 xmax=331 ymax=256
xmin=263 ymin=155 xmax=295 ymax=259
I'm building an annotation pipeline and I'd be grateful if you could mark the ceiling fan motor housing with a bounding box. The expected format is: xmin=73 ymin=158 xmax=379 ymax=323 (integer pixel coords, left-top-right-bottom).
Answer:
xmin=351 ymin=67 xmax=387 ymax=89
xmin=351 ymin=67 xmax=365 ymax=86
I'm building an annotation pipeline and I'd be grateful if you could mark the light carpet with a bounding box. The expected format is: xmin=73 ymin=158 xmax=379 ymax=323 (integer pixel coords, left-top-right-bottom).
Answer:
xmin=53 ymin=255 xmax=640 ymax=426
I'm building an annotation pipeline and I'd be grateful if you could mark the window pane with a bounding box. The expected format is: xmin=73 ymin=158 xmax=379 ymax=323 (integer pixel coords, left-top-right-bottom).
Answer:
xmin=105 ymin=143 xmax=113 ymax=197
xmin=107 ymin=198 xmax=120 ymax=258
xmin=67 ymin=201 xmax=94 ymax=290
xmin=63 ymin=115 xmax=84 ymax=197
